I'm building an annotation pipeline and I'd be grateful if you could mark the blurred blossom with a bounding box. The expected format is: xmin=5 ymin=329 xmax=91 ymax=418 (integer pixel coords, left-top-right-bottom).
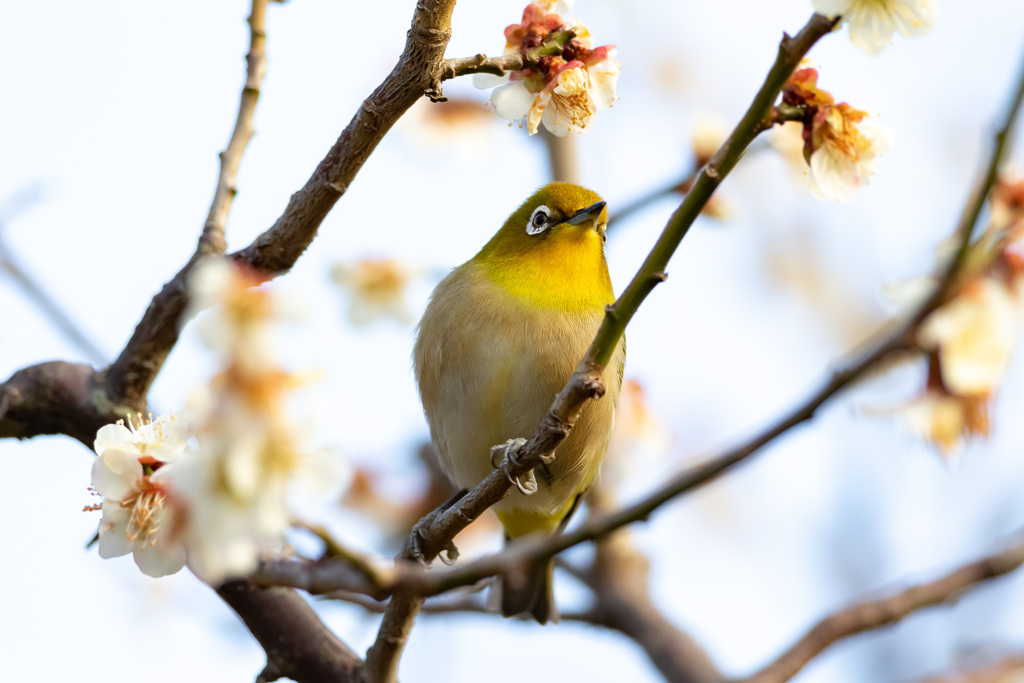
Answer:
xmin=675 ymin=112 xmax=734 ymax=220
xmin=604 ymin=379 xmax=670 ymax=480
xmin=342 ymin=444 xmax=498 ymax=550
xmin=180 ymin=258 xmax=343 ymax=584
xmin=898 ymin=391 xmax=988 ymax=459
xmin=771 ymin=120 xmax=812 ymax=189
xmin=188 ymin=258 xmax=284 ymax=374
xmin=918 ymin=278 xmax=1019 ymax=396
xmin=331 ymin=257 xmax=421 ymax=326
xmin=475 ymin=3 xmax=620 ymax=136
xmin=781 ymin=60 xmax=893 ymax=202
xmin=89 ymin=413 xmax=189 ymax=577
xmin=400 ymin=98 xmax=495 ymax=155
xmin=691 ymin=112 xmax=729 ymax=168
xmin=812 ymin=0 xmax=939 ymax=55
xmin=889 ymin=169 xmax=1024 ymax=455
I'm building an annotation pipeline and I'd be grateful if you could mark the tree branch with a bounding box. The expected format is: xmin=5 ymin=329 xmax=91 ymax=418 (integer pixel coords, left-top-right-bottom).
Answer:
xmin=739 ymin=538 xmax=1024 ymax=683
xmin=359 ymin=14 xmax=838 ymax=683
xmin=0 ymin=185 xmax=108 ymax=366
xmin=579 ymin=486 xmax=723 ymax=683
xmin=251 ymin=36 xmax=1024 ymax=606
xmin=104 ymin=0 xmax=273 ymax=411
xmin=438 ymin=29 xmax=576 ymax=82
xmin=218 ymin=580 xmax=363 ymax=683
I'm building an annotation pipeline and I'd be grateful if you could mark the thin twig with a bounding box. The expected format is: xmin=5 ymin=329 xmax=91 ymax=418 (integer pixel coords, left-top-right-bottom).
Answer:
xmin=254 ymin=21 xmax=1024 ymax=609
xmin=359 ymin=15 xmax=837 ymax=683
xmin=739 ymin=538 xmax=1024 ymax=683
xmin=0 ymin=187 xmax=107 ymax=365
xmin=605 ymin=140 xmax=771 ymax=230
xmin=104 ymin=0 xmax=272 ymax=411
xmin=297 ymin=523 xmax=396 ymax=592
xmin=438 ymin=30 xmax=576 ymax=81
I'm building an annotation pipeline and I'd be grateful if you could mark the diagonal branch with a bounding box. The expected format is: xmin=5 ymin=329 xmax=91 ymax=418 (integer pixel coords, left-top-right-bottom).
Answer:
xmin=253 ymin=38 xmax=1024 ymax=604
xmin=359 ymin=14 xmax=838 ymax=683
xmin=739 ymin=538 xmax=1024 ymax=683
xmin=218 ymin=580 xmax=363 ymax=683
xmin=105 ymin=0 xmax=273 ymax=411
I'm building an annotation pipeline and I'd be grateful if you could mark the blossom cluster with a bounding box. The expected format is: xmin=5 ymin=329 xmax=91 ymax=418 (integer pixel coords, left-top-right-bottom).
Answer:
xmin=901 ymin=172 xmax=1024 ymax=454
xmin=89 ymin=259 xmax=340 ymax=582
xmin=475 ymin=0 xmax=620 ymax=136
xmin=331 ymin=257 xmax=420 ymax=326
xmin=780 ymin=61 xmax=894 ymax=203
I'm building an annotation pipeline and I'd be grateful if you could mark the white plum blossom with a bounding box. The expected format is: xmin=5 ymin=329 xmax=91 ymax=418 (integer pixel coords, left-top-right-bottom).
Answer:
xmin=90 ymin=413 xmax=188 ymax=577
xmin=94 ymin=412 xmax=189 ymax=465
xmin=476 ymin=4 xmax=619 ymax=136
xmin=918 ymin=278 xmax=1020 ymax=396
xmin=808 ymin=108 xmax=894 ymax=202
xmin=781 ymin=63 xmax=894 ymax=202
xmin=813 ymin=0 xmax=939 ymax=55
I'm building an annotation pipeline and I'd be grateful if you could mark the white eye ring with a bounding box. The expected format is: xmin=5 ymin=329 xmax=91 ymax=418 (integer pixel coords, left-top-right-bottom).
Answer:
xmin=526 ymin=205 xmax=552 ymax=235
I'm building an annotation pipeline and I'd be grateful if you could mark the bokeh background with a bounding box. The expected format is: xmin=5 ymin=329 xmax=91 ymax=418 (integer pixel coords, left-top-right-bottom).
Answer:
xmin=3 ymin=0 xmax=1024 ymax=681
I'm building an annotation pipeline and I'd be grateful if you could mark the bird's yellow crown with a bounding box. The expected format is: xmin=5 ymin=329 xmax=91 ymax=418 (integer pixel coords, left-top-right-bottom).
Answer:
xmin=474 ymin=182 xmax=614 ymax=312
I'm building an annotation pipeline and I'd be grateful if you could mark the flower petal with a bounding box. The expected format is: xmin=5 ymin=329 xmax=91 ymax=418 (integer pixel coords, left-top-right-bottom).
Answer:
xmin=134 ymin=540 xmax=187 ymax=578
xmin=91 ymin=450 xmax=141 ymax=500
xmin=811 ymin=0 xmax=851 ymax=18
xmin=473 ymin=72 xmax=509 ymax=90
xmin=97 ymin=506 xmax=132 ymax=559
xmin=490 ymin=81 xmax=535 ymax=123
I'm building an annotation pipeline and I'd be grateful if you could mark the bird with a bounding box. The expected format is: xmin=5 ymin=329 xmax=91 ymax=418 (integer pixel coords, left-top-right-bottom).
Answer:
xmin=413 ymin=182 xmax=625 ymax=624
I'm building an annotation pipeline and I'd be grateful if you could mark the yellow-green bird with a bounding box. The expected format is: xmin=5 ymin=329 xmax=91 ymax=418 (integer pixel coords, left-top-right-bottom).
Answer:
xmin=413 ymin=182 xmax=625 ymax=624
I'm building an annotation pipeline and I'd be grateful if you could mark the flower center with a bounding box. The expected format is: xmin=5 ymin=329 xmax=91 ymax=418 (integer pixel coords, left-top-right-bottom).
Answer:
xmin=121 ymin=479 xmax=167 ymax=545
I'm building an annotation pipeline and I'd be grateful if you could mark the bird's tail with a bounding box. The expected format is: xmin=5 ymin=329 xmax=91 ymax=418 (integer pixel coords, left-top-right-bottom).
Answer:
xmin=500 ymin=555 xmax=558 ymax=624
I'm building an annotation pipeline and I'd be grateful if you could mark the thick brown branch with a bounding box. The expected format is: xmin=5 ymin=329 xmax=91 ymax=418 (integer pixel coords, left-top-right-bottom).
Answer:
xmin=104 ymin=0 xmax=272 ymax=409
xmin=0 ymin=361 xmax=113 ymax=446
xmin=739 ymin=539 xmax=1024 ymax=683
xmin=218 ymin=581 xmax=363 ymax=683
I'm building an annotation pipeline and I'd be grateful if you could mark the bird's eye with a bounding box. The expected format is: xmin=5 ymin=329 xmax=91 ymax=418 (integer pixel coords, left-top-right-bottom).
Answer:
xmin=526 ymin=205 xmax=552 ymax=235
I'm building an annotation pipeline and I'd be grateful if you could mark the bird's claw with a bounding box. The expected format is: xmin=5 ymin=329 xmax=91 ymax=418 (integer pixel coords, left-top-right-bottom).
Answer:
xmin=409 ymin=516 xmax=461 ymax=566
xmin=490 ymin=438 xmax=537 ymax=496
xmin=406 ymin=489 xmax=467 ymax=566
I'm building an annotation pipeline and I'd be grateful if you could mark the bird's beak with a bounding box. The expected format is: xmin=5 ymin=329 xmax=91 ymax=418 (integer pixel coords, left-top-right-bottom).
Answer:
xmin=563 ymin=201 xmax=607 ymax=229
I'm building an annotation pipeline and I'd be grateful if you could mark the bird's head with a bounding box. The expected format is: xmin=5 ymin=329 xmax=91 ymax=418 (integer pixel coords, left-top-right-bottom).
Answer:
xmin=474 ymin=182 xmax=614 ymax=311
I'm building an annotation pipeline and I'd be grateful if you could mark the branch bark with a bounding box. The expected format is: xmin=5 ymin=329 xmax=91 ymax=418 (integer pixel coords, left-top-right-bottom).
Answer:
xmin=218 ymin=581 xmax=363 ymax=683
xmin=251 ymin=39 xmax=1024 ymax=604
xmin=739 ymin=539 xmax=1024 ymax=683
xmin=359 ymin=14 xmax=838 ymax=683
xmin=104 ymin=0 xmax=273 ymax=411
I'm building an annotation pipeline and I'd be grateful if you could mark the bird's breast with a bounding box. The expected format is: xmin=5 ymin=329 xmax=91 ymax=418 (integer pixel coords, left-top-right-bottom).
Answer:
xmin=414 ymin=263 xmax=623 ymax=516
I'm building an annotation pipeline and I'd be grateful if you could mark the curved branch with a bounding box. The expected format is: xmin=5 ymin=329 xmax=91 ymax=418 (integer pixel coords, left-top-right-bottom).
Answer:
xmin=218 ymin=581 xmax=363 ymax=683
xmin=739 ymin=538 xmax=1024 ymax=683
xmin=359 ymin=14 xmax=838 ymax=683
xmin=438 ymin=29 xmax=576 ymax=82
xmin=105 ymin=0 xmax=273 ymax=410
xmin=251 ymin=39 xmax=1024 ymax=603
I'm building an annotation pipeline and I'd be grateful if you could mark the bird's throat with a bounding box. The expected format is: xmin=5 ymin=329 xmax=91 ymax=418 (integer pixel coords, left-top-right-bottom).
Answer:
xmin=479 ymin=231 xmax=614 ymax=312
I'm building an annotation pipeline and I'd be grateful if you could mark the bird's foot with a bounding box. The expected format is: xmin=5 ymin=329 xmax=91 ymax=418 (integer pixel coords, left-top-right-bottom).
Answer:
xmin=407 ymin=488 xmax=466 ymax=566
xmin=490 ymin=438 xmax=537 ymax=496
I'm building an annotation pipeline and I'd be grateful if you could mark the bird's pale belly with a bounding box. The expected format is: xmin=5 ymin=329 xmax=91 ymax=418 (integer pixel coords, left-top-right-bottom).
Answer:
xmin=415 ymin=268 xmax=619 ymax=519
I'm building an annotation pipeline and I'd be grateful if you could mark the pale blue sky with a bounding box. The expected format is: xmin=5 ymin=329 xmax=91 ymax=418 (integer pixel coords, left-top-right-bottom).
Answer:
xmin=2 ymin=1 xmax=1024 ymax=682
